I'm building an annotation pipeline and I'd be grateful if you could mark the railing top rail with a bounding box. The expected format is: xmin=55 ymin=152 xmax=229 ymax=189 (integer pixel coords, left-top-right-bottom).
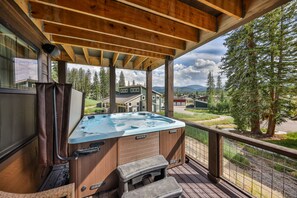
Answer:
xmin=183 ymin=120 xmax=297 ymax=159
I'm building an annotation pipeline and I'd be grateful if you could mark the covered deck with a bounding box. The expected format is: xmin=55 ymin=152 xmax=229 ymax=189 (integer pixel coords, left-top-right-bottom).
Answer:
xmin=0 ymin=0 xmax=296 ymax=198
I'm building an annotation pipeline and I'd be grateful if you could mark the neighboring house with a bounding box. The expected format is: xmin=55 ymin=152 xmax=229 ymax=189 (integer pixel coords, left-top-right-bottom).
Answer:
xmin=173 ymin=97 xmax=194 ymax=106
xmin=101 ymin=85 xmax=163 ymax=113
xmin=195 ymin=100 xmax=208 ymax=109
xmin=196 ymin=95 xmax=208 ymax=102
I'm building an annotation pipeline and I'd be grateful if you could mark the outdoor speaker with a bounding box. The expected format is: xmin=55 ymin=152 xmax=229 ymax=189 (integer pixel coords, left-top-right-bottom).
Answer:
xmin=42 ymin=43 xmax=61 ymax=58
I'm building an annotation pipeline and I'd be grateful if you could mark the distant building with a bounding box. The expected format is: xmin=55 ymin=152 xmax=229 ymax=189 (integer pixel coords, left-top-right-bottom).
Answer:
xmin=101 ymin=85 xmax=163 ymax=112
xmin=194 ymin=100 xmax=208 ymax=109
xmin=196 ymin=95 xmax=208 ymax=102
xmin=173 ymin=97 xmax=194 ymax=106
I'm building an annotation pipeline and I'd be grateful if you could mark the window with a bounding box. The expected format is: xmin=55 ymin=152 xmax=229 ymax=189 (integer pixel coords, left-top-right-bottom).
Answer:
xmin=137 ymin=102 xmax=139 ymax=105
xmin=0 ymin=24 xmax=38 ymax=90
xmin=129 ymin=103 xmax=132 ymax=106
xmin=152 ymin=96 xmax=155 ymax=100
xmin=0 ymin=24 xmax=38 ymax=159
xmin=120 ymin=88 xmax=128 ymax=93
xmin=142 ymin=96 xmax=145 ymax=100
xmin=130 ymin=88 xmax=139 ymax=93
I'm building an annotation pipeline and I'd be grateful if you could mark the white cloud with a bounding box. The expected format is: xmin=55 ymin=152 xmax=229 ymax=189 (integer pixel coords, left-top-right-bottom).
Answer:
xmin=153 ymin=59 xmax=225 ymax=87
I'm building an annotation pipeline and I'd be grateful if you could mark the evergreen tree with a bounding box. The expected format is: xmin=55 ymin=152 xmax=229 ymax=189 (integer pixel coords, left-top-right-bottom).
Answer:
xmin=206 ymin=71 xmax=215 ymax=96
xmin=119 ymin=71 xmax=126 ymax=87
xmin=78 ymin=68 xmax=85 ymax=92
xmin=84 ymin=69 xmax=92 ymax=97
xmin=68 ymin=68 xmax=79 ymax=90
xmin=221 ymin=21 xmax=262 ymax=133
xmin=216 ymin=75 xmax=222 ymax=94
xmin=91 ymin=71 xmax=100 ymax=100
xmin=257 ymin=2 xmax=297 ymax=135
xmin=99 ymin=68 xmax=109 ymax=98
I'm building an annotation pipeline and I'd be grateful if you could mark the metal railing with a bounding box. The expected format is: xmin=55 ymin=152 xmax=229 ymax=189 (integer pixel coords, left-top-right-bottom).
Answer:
xmin=183 ymin=120 xmax=297 ymax=198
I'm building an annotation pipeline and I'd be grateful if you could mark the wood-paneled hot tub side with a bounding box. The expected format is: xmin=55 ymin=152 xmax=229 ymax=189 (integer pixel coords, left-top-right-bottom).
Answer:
xmin=69 ymin=127 xmax=185 ymax=197
xmin=160 ymin=128 xmax=185 ymax=168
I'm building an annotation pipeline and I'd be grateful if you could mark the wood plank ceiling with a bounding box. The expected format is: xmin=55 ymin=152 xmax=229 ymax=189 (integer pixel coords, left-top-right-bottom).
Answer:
xmin=15 ymin=0 xmax=290 ymax=71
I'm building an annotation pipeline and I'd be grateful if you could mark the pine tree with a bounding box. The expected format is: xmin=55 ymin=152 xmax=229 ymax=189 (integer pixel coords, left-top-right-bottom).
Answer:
xmin=221 ymin=21 xmax=262 ymax=133
xmin=91 ymin=71 xmax=100 ymax=100
xmin=206 ymin=71 xmax=215 ymax=96
xmin=78 ymin=68 xmax=85 ymax=92
xmin=257 ymin=2 xmax=297 ymax=136
xmin=68 ymin=68 xmax=79 ymax=90
xmin=84 ymin=69 xmax=92 ymax=97
xmin=119 ymin=71 xmax=126 ymax=87
xmin=216 ymin=75 xmax=222 ymax=94
xmin=99 ymin=68 xmax=109 ymax=98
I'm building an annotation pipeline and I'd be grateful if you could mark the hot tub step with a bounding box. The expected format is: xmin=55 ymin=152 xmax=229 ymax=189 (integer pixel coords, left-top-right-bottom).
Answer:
xmin=117 ymin=155 xmax=168 ymax=196
xmin=122 ymin=177 xmax=182 ymax=198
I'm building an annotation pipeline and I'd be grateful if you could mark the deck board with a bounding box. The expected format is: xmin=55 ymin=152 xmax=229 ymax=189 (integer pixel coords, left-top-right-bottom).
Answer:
xmin=93 ymin=160 xmax=250 ymax=198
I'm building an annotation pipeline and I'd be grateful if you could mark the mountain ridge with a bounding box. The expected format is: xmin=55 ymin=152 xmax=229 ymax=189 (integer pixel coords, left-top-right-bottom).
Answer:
xmin=153 ymin=85 xmax=206 ymax=93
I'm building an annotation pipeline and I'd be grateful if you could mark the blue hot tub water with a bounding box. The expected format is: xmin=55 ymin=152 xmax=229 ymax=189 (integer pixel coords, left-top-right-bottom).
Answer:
xmin=68 ymin=112 xmax=185 ymax=144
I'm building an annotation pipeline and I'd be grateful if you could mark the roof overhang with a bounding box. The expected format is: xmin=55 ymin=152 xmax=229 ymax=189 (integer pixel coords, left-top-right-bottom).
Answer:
xmin=11 ymin=0 xmax=291 ymax=71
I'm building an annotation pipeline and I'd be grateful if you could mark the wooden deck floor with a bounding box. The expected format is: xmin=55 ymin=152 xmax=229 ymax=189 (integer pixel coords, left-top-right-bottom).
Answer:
xmin=95 ymin=159 xmax=249 ymax=198
xmin=168 ymin=160 xmax=249 ymax=198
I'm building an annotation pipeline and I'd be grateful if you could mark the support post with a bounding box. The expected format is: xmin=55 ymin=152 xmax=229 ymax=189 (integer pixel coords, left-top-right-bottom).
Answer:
xmin=146 ymin=67 xmax=152 ymax=112
xmin=109 ymin=65 xmax=116 ymax=113
xmin=208 ymin=132 xmax=223 ymax=183
xmin=165 ymin=56 xmax=174 ymax=117
xmin=58 ymin=60 xmax=67 ymax=83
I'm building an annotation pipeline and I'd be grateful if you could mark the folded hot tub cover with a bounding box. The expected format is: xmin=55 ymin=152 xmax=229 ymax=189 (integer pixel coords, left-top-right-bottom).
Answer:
xmin=36 ymin=83 xmax=72 ymax=167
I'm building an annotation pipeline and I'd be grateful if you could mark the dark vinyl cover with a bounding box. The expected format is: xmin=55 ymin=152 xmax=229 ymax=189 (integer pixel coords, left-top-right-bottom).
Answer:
xmin=36 ymin=83 xmax=72 ymax=167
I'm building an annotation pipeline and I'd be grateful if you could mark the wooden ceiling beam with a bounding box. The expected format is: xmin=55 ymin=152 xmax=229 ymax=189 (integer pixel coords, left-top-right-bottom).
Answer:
xmin=51 ymin=35 xmax=166 ymax=59
xmin=116 ymin=0 xmax=216 ymax=32
xmin=112 ymin=53 xmax=119 ymax=67
xmin=62 ymin=45 xmax=75 ymax=62
xmin=29 ymin=2 xmax=185 ymax=50
xmin=123 ymin=55 xmax=133 ymax=68
xmin=56 ymin=52 xmax=110 ymax=67
xmin=82 ymin=47 xmax=89 ymax=64
xmin=196 ymin=0 xmax=243 ymax=19
xmin=143 ymin=58 xmax=159 ymax=69
xmin=133 ymin=57 xmax=147 ymax=69
xmin=43 ymin=22 xmax=175 ymax=56
xmin=34 ymin=0 xmax=199 ymax=42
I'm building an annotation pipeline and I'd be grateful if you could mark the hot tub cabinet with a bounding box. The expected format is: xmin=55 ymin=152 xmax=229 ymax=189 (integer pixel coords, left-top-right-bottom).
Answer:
xmin=68 ymin=112 xmax=185 ymax=197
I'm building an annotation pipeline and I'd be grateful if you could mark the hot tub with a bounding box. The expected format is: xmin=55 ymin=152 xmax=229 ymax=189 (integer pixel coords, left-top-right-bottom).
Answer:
xmin=69 ymin=111 xmax=185 ymax=144
xmin=69 ymin=112 xmax=185 ymax=197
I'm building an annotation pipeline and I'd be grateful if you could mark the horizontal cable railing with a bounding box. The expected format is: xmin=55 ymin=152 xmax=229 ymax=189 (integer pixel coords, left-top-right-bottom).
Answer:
xmin=182 ymin=120 xmax=297 ymax=198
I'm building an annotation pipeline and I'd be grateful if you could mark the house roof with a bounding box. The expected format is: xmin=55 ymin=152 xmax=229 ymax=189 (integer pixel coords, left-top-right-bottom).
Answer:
xmin=13 ymin=0 xmax=290 ymax=71
xmin=102 ymin=94 xmax=142 ymax=104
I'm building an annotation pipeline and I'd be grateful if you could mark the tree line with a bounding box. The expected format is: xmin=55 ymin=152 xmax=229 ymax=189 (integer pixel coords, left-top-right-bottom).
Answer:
xmin=221 ymin=1 xmax=297 ymax=136
xmin=206 ymin=72 xmax=230 ymax=114
xmin=52 ymin=63 xmax=110 ymax=100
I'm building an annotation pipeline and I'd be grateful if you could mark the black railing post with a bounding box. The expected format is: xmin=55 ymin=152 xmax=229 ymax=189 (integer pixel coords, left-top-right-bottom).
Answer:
xmin=208 ymin=131 xmax=223 ymax=183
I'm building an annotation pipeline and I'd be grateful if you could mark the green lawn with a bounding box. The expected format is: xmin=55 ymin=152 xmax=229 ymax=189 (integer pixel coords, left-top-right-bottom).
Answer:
xmin=159 ymin=111 xmax=219 ymax=121
xmin=265 ymin=132 xmax=297 ymax=150
xmin=85 ymin=98 xmax=98 ymax=107
xmin=185 ymin=108 xmax=209 ymax=113
xmin=85 ymin=107 xmax=104 ymax=115
xmin=199 ymin=117 xmax=234 ymax=126
xmin=173 ymin=112 xmax=219 ymax=121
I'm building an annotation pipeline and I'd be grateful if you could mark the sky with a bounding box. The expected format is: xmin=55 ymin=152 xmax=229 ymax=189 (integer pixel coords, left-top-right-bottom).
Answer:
xmin=68 ymin=35 xmax=227 ymax=87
